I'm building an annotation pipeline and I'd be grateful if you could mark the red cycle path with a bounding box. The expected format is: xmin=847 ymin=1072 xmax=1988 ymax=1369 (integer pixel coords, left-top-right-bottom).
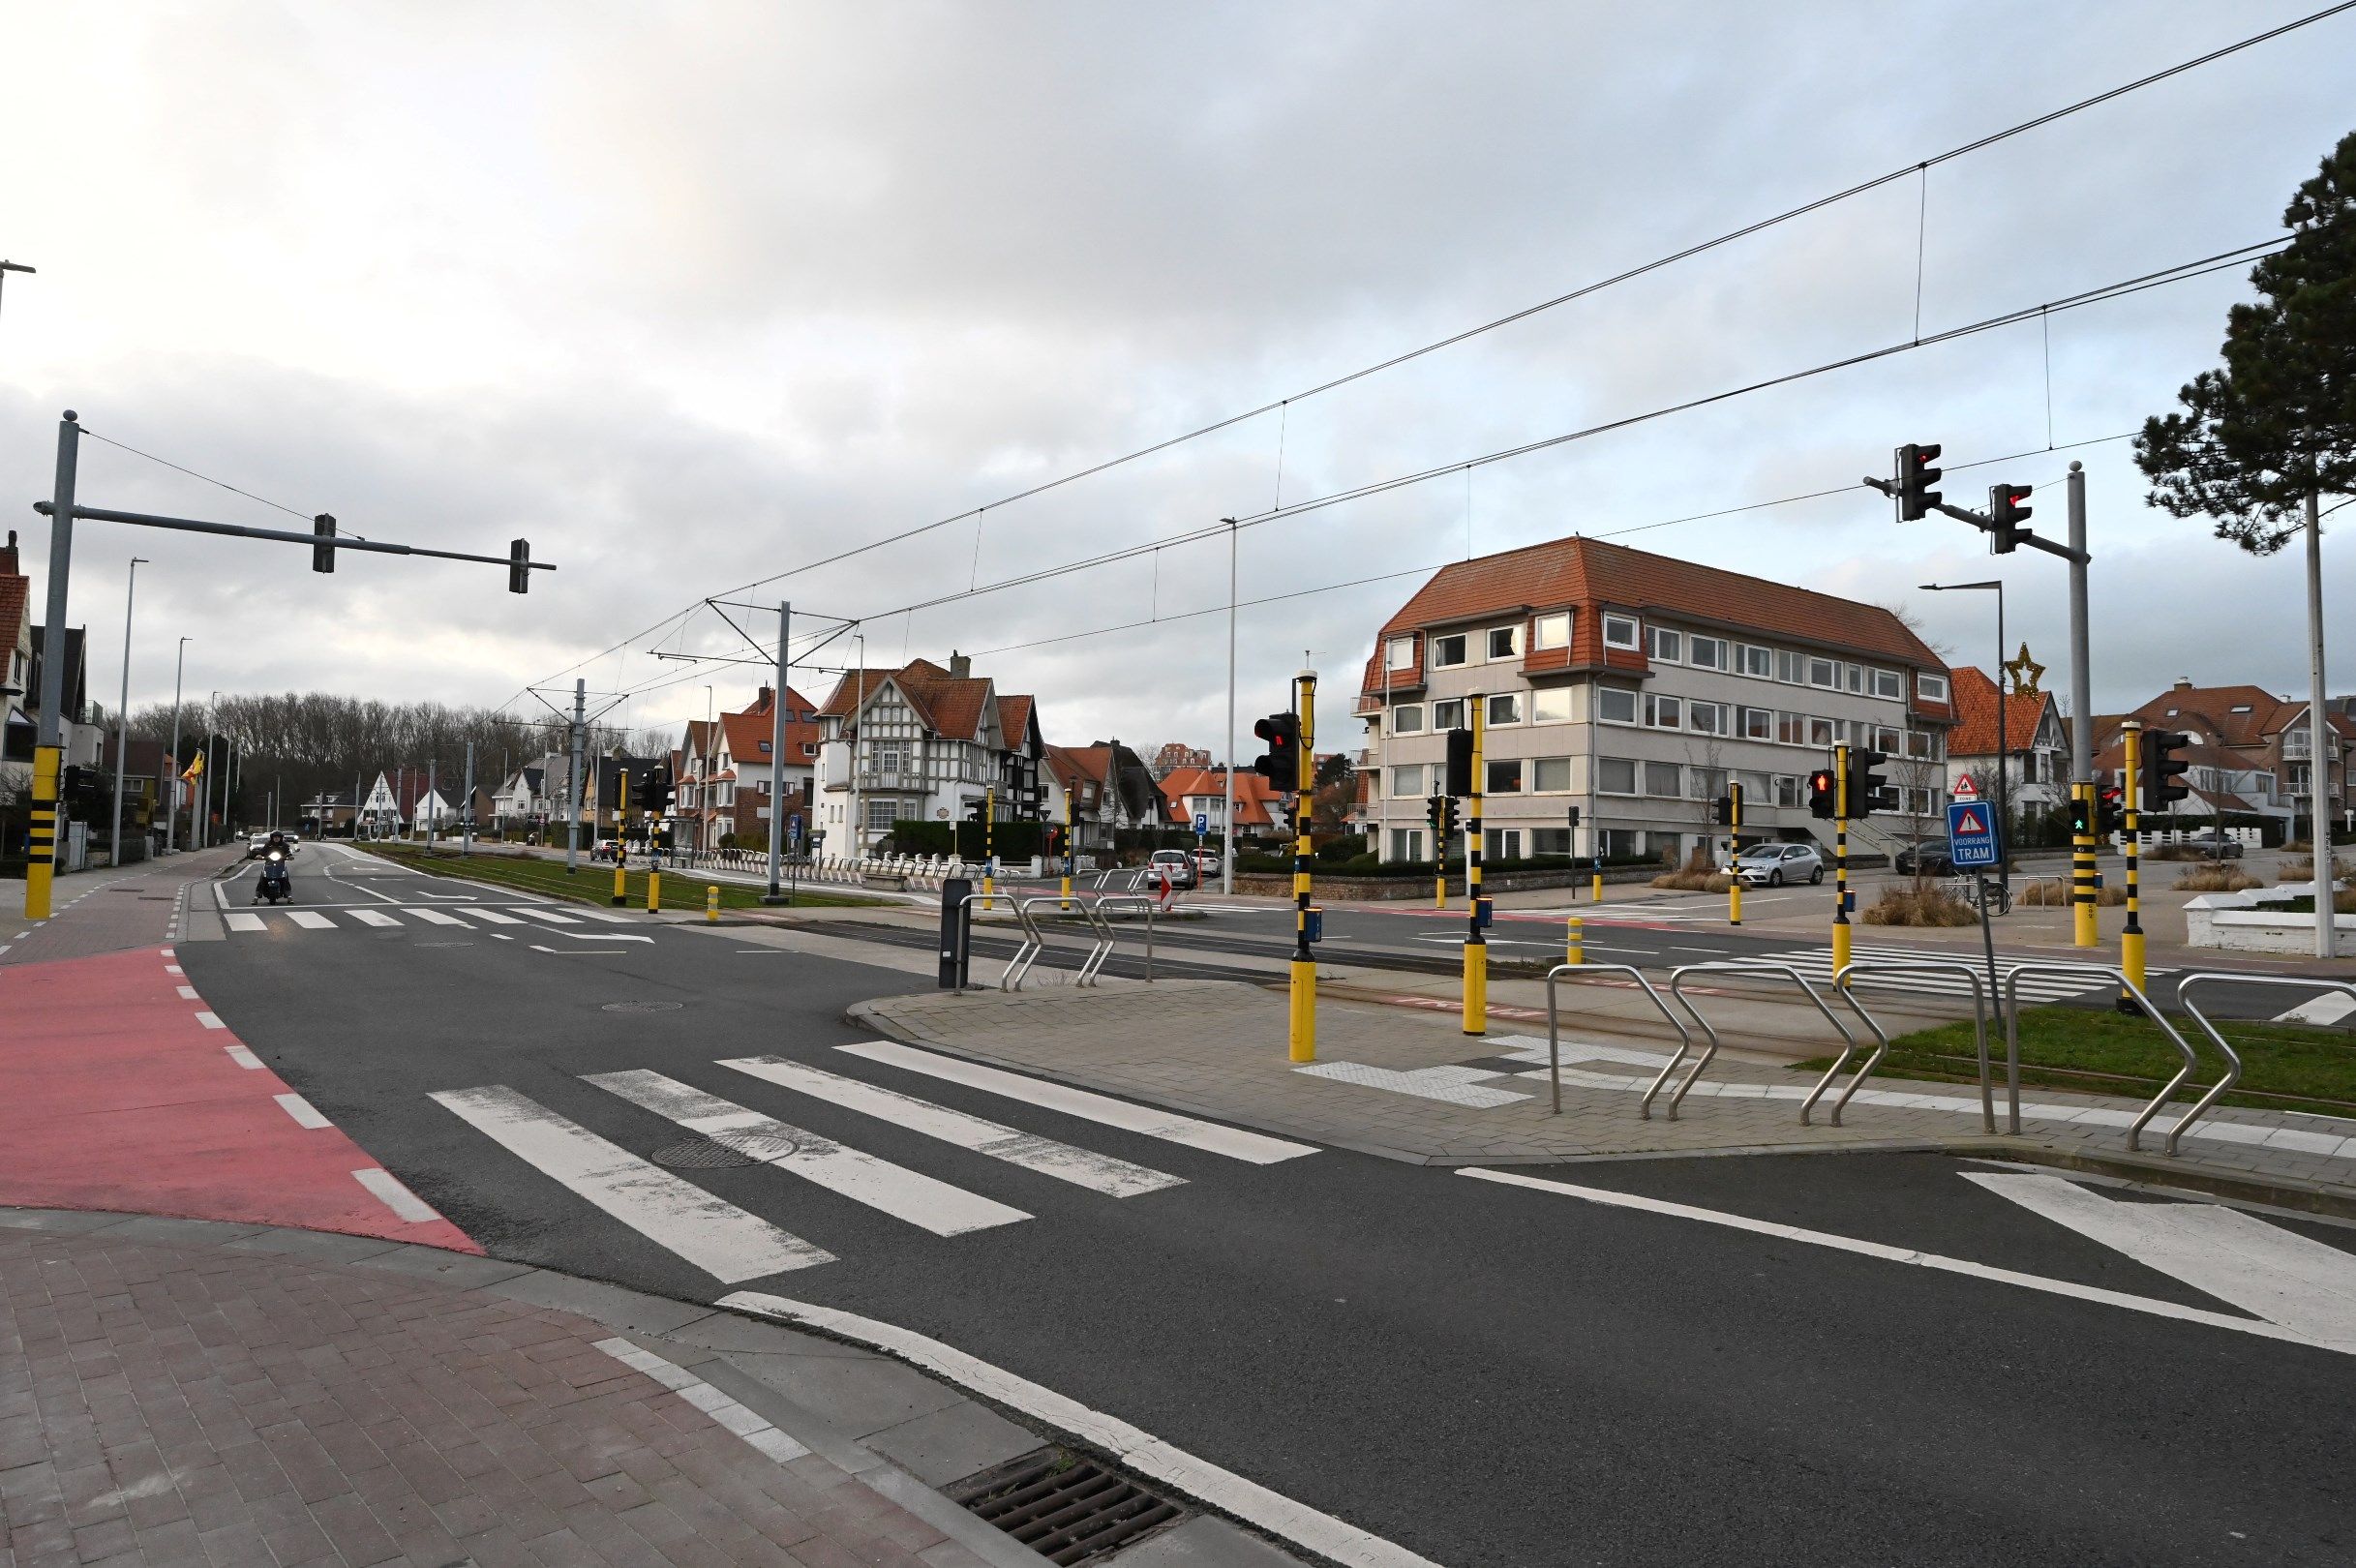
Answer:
xmin=0 ymin=946 xmax=479 ymax=1251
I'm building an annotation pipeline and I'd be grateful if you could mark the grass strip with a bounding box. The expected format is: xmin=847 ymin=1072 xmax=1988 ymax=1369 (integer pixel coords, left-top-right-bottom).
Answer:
xmin=358 ymin=844 xmax=882 ymax=911
xmin=1796 ymin=1004 xmax=2356 ymax=1120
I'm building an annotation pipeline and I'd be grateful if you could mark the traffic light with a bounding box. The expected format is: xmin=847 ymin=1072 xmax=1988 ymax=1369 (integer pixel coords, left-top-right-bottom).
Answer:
xmin=1808 ymin=769 xmax=1837 ymax=820
xmin=1439 ymin=796 xmax=1461 ymax=840
xmin=312 ymin=513 xmax=337 ymax=575
xmin=1564 ymin=804 xmax=1581 ymax=829
xmin=508 ymin=538 xmax=532 ymax=594
xmin=644 ymin=766 xmax=674 ymax=815
xmin=964 ymin=797 xmax=987 ymax=824
xmin=1252 ymin=712 xmax=1302 ymax=785
xmin=2143 ymin=730 xmax=2191 ymax=811
xmin=1895 ymin=442 xmax=1943 ymax=523
xmin=1988 ymin=483 xmax=2033 ymax=554
xmin=1426 ymin=794 xmax=1445 ymax=834
xmin=1443 ymin=726 xmax=1473 ymax=797
xmin=1710 ymin=794 xmax=1733 ymax=826
xmin=2098 ymin=784 xmax=2125 ymax=835
xmin=2069 ymin=792 xmax=2094 ymax=837
xmin=1845 ymin=749 xmax=1889 ymax=818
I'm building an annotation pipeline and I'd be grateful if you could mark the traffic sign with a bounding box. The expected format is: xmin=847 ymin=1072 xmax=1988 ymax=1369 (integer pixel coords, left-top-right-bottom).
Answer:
xmin=1947 ymin=799 xmax=2001 ymax=868
xmin=1193 ymin=812 xmax=1209 ymax=834
xmin=1950 ymin=772 xmax=1979 ymax=800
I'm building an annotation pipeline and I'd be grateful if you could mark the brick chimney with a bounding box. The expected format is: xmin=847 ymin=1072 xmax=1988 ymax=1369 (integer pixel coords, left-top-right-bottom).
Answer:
xmin=0 ymin=529 xmax=16 ymax=577
xmin=756 ymin=684 xmax=773 ymax=710
xmin=2173 ymin=677 xmax=2192 ymax=690
xmin=950 ymin=650 xmax=971 ymax=679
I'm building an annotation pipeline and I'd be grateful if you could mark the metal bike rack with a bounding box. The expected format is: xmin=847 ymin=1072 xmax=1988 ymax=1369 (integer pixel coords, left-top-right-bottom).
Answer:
xmin=2001 ymin=963 xmax=2211 ymax=1154
xmin=1835 ymin=959 xmax=1998 ymax=1132
xmin=1542 ymin=963 xmax=1692 ymax=1117
xmin=1666 ymin=962 xmax=1865 ymax=1126
xmin=1094 ymin=894 xmax=1160 ymax=981
xmin=1067 ymin=896 xmax=1116 ymax=987
xmin=2169 ymin=972 xmax=2348 ymax=1155
xmin=994 ymin=894 xmax=1048 ymax=990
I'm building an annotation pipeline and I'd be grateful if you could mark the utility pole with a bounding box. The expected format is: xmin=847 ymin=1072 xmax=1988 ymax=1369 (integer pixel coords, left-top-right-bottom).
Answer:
xmin=426 ymin=759 xmax=438 ymax=848
xmin=1290 ymin=668 xmax=1318 ymax=1062
xmin=166 ymin=638 xmax=188 ymax=853
xmin=765 ymin=601 xmax=791 ymax=902
xmin=462 ymin=740 xmax=475 ymax=855
xmin=2066 ymin=463 xmax=2096 ymax=949
xmin=1223 ymin=519 xmax=1237 ymax=895
xmin=108 ymin=557 xmax=147 ymax=867
xmin=2304 ymin=491 xmax=2336 ymax=959
xmin=850 ymin=634 xmax=866 ymax=861
xmin=1461 ymin=693 xmax=1487 ymax=1036
xmin=23 ymin=413 xmax=78 ymax=919
xmin=567 ymin=678 xmax=587 ymax=873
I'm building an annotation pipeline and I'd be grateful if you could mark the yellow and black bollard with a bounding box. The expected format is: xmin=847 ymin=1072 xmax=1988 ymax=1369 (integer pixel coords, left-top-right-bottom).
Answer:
xmin=1287 ymin=671 xmax=1319 ymax=1064
xmin=24 ymin=746 xmax=59 ymax=920
xmin=707 ymin=884 xmax=720 ymax=924
xmin=1462 ymin=698 xmax=1488 ymax=1036
xmin=1565 ymin=915 xmax=1585 ymax=966
xmin=2070 ymin=780 xmax=2099 ymax=948
xmin=1726 ymin=781 xmax=1744 ymax=927
xmin=611 ymin=857 xmax=626 ymax=907
xmin=2120 ymin=723 xmax=2145 ymax=1004
xmin=1831 ymin=743 xmax=1852 ymax=976
xmin=647 ymin=865 xmax=662 ymax=914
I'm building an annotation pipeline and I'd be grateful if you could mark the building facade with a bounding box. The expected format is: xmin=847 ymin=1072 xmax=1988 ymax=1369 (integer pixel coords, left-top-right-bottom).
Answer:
xmin=2105 ymin=679 xmax=2355 ymax=832
xmin=1945 ymin=666 xmax=2068 ymax=828
xmin=1354 ymin=537 xmax=1954 ymax=866
xmin=814 ymin=654 xmax=1045 ymax=856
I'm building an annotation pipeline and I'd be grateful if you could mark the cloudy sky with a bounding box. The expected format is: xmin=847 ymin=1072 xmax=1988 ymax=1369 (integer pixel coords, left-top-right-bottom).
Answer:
xmin=1 ymin=1 xmax=2349 ymax=759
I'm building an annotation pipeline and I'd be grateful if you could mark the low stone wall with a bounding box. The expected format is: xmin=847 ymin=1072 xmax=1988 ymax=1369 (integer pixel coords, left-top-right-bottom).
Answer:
xmin=2186 ymin=883 xmax=2356 ymax=953
xmin=1232 ymin=865 xmax=1659 ymax=900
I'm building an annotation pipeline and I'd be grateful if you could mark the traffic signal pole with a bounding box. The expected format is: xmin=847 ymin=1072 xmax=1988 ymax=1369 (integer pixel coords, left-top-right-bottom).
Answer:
xmin=2121 ymin=721 xmax=2145 ymax=1006
xmin=1288 ymin=670 xmax=1317 ymax=1064
xmin=1832 ymin=742 xmax=1852 ymax=976
xmin=984 ymin=785 xmax=996 ymax=908
xmin=23 ymin=413 xmax=76 ymax=920
xmin=1060 ymin=785 xmax=1074 ymax=911
xmin=1726 ymin=783 xmax=1743 ymax=926
xmin=1462 ymin=695 xmax=1488 ymax=1036
xmin=2068 ymin=464 xmax=2098 ymax=948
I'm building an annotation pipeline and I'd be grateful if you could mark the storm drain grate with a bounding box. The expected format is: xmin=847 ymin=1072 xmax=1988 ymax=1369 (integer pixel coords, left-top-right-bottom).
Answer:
xmin=649 ymin=1133 xmax=797 ymax=1169
xmin=953 ymin=1449 xmax=1182 ymax=1565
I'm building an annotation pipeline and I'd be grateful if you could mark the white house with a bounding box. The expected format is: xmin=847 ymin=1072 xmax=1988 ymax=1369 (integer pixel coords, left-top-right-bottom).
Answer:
xmin=814 ymin=654 xmax=1044 ymax=856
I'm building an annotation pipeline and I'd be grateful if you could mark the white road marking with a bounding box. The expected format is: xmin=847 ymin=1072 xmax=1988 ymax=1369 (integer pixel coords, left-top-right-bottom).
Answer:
xmin=165 ymin=964 xmax=183 ymax=975
xmin=719 ymin=1056 xmax=1184 ymax=1197
xmin=275 ymin=1093 xmax=333 ymax=1130
xmin=160 ymin=947 xmax=173 ymax=958
xmin=352 ymin=1167 xmax=440 ymax=1223
xmin=285 ymin=911 xmax=336 ymax=930
xmin=1966 ymin=1172 xmax=2356 ymax=1347
xmin=559 ymin=929 xmax=653 ymax=944
xmin=2276 ymin=990 xmax=2356 ymax=1027
xmin=576 ymin=910 xmax=645 ymax=923
xmin=226 ymin=1045 xmax=264 ymax=1070
xmin=586 ymin=1070 xmax=1028 ymax=1236
xmin=405 ymin=908 xmax=469 ymax=926
xmin=1460 ymin=1168 xmax=2356 ymax=1357
xmin=346 ymin=909 xmax=402 ymax=927
xmin=592 ymin=1339 xmax=809 ymax=1463
xmin=223 ymin=914 xmax=266 ymax=933
xmin=1295 ymin=1062 xmax=1531 ymax=1108
xmin=176 ymin=985 xmax=199 ymax=1001
xmin=838 ymin=1041 xmax=1317 ymax=1164
xmin=456 ymin=908 xmax=526 ymax=925
xmin=430 ymin=1085 xmax=831 ymax=1281
xmin=529 ymin=945 xmax=626 ymax=954
xmin=719 ymin=1292 xmax=1445 ymax=1568
xmin=516 ymin=908 xmax=584 ymax=925
xmin=195 ymin=1011 xmax=225 ymax=1030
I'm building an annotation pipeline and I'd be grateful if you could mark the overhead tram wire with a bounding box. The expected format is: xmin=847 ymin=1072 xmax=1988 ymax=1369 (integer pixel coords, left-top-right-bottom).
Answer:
xmin=508 ymin=4 xmax=2350 ymax=698
xmin=833 ymin=235 xmax=2289 ymax=630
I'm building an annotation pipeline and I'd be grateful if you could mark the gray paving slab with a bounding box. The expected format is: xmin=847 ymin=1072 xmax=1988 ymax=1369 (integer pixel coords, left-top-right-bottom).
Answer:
xmin=1109 ymin=1513 xmax=1306 ymax=1566
xmin=861 ymin=1401 xmax=1044 ymax=1489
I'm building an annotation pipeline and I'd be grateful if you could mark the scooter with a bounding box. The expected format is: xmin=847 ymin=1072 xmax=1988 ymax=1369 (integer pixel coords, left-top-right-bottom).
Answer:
xmin=255 ymin=851 xmax=292 ymax=906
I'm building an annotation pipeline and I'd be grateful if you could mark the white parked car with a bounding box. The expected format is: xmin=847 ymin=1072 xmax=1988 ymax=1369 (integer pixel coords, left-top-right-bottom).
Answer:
xmin=1731 ymin=842 xmax=1825 ymax=887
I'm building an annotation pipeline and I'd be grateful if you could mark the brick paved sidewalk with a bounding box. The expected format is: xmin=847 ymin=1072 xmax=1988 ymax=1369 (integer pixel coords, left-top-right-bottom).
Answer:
xmin=0 ymin=1216 xmax=1021 ymax=1568
xmin=1 ymin=848 xmax=245 ymax=972
xmin=851 ymin=980 xmax=2356 ymax=1212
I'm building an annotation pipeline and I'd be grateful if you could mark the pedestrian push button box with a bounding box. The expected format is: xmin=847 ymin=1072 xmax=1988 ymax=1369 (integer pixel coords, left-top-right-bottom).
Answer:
xmin=1304 ymin=905 xmax=1324 ymax=943
xmin=1475 ymin=896 xmax=1495 ymax=927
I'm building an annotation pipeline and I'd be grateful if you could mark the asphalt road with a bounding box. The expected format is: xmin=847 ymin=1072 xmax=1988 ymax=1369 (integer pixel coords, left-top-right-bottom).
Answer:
xmin=179 ymin=856 xmax=2356 ymax=1567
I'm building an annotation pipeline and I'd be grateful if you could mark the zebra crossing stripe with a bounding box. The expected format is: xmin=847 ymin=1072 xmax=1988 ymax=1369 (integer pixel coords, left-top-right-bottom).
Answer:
xmin=347 ymin=910 xmax=402 ymax=927
xmin=458 ymin=908 xmax=527 ymax=925
xmin=517 ymin=908 xmax=583 ymax=925
xmin=585 ymin=1070 xmax=1029 ymax=1236
xmin=406 ymin=907 xmax=470 ymax=926
xmin=430 ymin=1085 xmax=831 ymax=1282
xmin=285 ymin=910 xmax=336 ymax=930
xmin=718 ymin=1056 xmax=1184 ymax=1197
xmin=836 ymin=1041 xmax=1317 ymax=1164
xmin=224 ymin=913 xmax=265 ymax=933
xmin=575 ymin=910 xmax=643 ymax=924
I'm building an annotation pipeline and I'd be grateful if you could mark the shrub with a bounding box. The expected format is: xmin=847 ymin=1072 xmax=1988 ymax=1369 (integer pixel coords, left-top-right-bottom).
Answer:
xmin=2146 ymin=843 xmax=2204 ymax=861
xmin=1649 ymin=869 xmax=1733 ymax=891
xmin=2020 ymin=877 xmax=2126 ymax=906
xmin=2279 ymin=855 xmax=2353 ymax=883
xmin=1861 ymin=885 xmax=1979 ymax=926
xmin=2174 ymin=863 xmax=2263 ymax=892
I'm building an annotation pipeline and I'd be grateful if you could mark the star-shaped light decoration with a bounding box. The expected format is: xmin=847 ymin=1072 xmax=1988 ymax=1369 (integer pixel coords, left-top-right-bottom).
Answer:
xmin=2003 ymin=643 xmax=2044 ymax=697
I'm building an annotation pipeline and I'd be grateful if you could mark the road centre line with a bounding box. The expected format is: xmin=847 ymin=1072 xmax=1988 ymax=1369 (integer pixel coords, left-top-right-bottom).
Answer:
xmin=1458 ymin=1168 xmax=2356 ymax=1358
xmin=719 ymin=1291 xmax=1445 ymax=1568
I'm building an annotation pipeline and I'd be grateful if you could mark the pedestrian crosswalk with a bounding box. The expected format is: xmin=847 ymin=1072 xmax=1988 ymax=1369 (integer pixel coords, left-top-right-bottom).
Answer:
xmin=430 ymin=1043 xmax=1318 ymax=1285
xmin=217 ymin=904 xmax=650 ymax=936
xmin=1757 ymin=942 xmax=2175 ymax=1004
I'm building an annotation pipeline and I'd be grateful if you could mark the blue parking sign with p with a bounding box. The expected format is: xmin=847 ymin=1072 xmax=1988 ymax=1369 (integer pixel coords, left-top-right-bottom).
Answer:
xmin=1947 ymin=800 xmax=2001 ymax=868
xmin=1193 ymin=812 xmax=1209 ymax=833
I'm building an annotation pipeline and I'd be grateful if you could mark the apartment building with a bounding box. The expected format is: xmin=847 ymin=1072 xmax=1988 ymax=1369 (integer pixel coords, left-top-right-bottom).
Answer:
xmin=2102 ymin=678 xmax=2355 ymax=831
xmin=678 ymin=687 xmax=821 ymax=849
xmin=814 ymin=653 xmax=1045 ymax=855
xmin=1354 ymin=536 xmax=1954 ymax=865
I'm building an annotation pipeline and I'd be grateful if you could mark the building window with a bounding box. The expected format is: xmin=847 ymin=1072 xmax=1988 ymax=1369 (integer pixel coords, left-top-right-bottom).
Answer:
xmin=1486 ymin=693 xmax=1521 ymax=726
xmin=1386 ymin=636 xmax=1416 ymax=672
xmin=1532 ymin=828 xmax=1573 ymax=857
xmin=1645 ymin=694 xmax=1682 ymax=730
xmin=1533 ymin=612 xmax=1570 ymax=649
xmin=861 ymin=798 xmax=896 ymax=831
xmin=1647 ymin=626 xmax=1682 ymax=662
xmin=1777 ymin=711 xmax=1806 ymax=745
xmin=1777 ymin=649 xmax=1803 ymax=684
xmin=1603 ymin=615 xmax=1640 ymax=650
xmin=1487 ymin=759 xmax=1524 ymax=794
xmin=1598 ymin=758 xmax=1638 ymax=795
xmin=1740 ymin=707 xmax=1774 ymax=740
xmin=1485 ymin=829 xmax=1523 ymax=861
xmin=1689 ymin=636 xmax=1727 ymax=671
xmin=1687 ymin=767 xmax=1727 ymax=800
xmin=1689 ymin=702 xmax=1729 ymax=737
xmin=1487 ymin=625 xmax=1521 ymax=660
xmin=1391 ymin=704 xmax=1425 ymax=735
xmin=1845 ymin=663 xmax=1865 ymax=694
xmin=1809 ymin=716 xmax=1836 ymax=747
xmin=1388 ymin=828 xmax=1426 ymax=861
xmin=1433 ymin=698 xmax=1465 ymax=730
xmin=1533 ymin=757 xmax=1572 ymax=793
xmin=1531 ymin=686 xmax=1572 ymax=724
xmin=1875 ymin=726 xmax=1901 ymax=753
xmin=1597 ymin=686 xmax=1637 ymax=724
xmin=1432 ymin=634 xmax=1468 ymax=668
xmin=1808 ymin=657 xmax=1837 ymax=688
xmin=1740 ymin=644 xmax=1774 ymax=678
xmin=1644 ymin=762 xmax=1682 ymax=798
xmin=1917 ymin=672 xmax=1950 ymax=703
xmin=1773 ymin=774 xmax=1802 ymax=808
xmin=1390 ymin=764 xmax=1426 ymax=797
xmin=1872 ymin=669 xmax=1903 ymax=701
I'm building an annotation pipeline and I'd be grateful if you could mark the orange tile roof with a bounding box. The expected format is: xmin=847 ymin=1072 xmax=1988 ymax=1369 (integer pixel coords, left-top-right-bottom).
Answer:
xmin=1359 ymin=535 xmax=1944 ymax=699
xmin=2127 ymin=682 xmax=2356 ymax=747
xmin=720 ymin=686 xmax=818 ymax=769
xmin=1158 ymin=767 xmax=1281 ymax=828
xmin=1948 ymin=667 xmax=2054 ymax=757
xmin=1045 ymin=744 xmax=1110 ymax=788
xmin=997 ymin=694 xmax=1035 ymax=745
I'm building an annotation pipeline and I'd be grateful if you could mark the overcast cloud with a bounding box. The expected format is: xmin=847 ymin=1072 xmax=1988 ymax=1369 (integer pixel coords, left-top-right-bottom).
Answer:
xmin=1 ymin=1 xmax=2349 ymax=758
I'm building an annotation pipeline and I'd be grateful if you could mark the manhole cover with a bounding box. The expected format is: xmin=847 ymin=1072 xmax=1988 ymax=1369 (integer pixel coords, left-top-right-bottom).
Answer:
xmin=649 ymin=1135 xmax=794 ymax=1168
xmin=602 ymin=1001 xmax=683 ymax=1013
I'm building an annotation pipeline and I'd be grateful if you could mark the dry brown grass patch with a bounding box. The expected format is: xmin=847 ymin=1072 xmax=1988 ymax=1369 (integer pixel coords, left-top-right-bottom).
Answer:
xmin=1861 ymin=885 xmax=1980 ymax=926
xmin=2174 ymin=864 xmax=2263 ymax=892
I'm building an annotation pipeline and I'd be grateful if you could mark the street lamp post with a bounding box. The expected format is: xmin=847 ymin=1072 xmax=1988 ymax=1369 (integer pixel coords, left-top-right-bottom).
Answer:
xmin=108 ymin=558 xmax=149 ymax=866
xmin=1921 ymin=580 xmax=2008 ymax=898
xmin=166 ymin=638 xmax=189 ymax=853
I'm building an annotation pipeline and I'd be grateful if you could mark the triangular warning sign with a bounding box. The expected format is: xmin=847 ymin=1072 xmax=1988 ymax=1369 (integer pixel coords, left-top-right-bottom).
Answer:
xmin=1955 ymin=805 xmax=1990 ymax=834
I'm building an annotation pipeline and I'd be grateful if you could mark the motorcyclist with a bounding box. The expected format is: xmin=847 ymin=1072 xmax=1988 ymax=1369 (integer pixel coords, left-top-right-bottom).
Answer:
xmin=256 ymin=830 xmax=293 ymax=903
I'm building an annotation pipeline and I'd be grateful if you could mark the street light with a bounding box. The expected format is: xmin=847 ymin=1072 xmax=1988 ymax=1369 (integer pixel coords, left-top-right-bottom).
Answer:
xmin=0 ymin=259 xmax=33 ymax=334
xmin=108 ymin=558 xmax=149 ymax=866
xmin=166 ymin=637 xmax=190 ymax=853
xmin=1921 ymin=580 xmax=2008 ymax=896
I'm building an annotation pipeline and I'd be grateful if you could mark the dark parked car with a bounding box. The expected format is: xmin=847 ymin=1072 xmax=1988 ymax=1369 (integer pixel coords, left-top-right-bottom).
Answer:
xmin=1893 ymin=843 xmax=1958 ymax=876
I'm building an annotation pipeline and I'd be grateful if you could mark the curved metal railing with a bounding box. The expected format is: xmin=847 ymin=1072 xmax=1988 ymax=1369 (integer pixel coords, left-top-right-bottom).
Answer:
xmin=1666 ymin=962 xmax=1860 ymax=1126
xmin=2167 ymin=972 xmax=2347 ymax=1156
xmin=1834 ymin=959 xmax=1997 ymax=1132
xmin=1541 ymin=963 xmax=1693 ymax=1118
xmin=2001 ymin=963 xmax=2215 ymax=1154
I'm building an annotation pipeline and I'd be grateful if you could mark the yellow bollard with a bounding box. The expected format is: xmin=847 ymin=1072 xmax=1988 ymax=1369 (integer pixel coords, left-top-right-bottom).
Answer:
xmin=1591 ymin=860 xmax=1604 ymax=903
xmin=612 ymin=861 xmax=625 ymax=907
xmin=647 ymin=868 xmax=661 ymax=914
xmin=24 ymin=745 xmax=59 ymax=920
xmin=706 ymin=885 xmax=719 ymax=923
xmin=1729 ymin=880 xmax=1742 ymax=926
xmin=1832 ymin=919 xmax=1852 ymax=977
xmin=1566 ymin=916 xmax=1585 ymax=966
